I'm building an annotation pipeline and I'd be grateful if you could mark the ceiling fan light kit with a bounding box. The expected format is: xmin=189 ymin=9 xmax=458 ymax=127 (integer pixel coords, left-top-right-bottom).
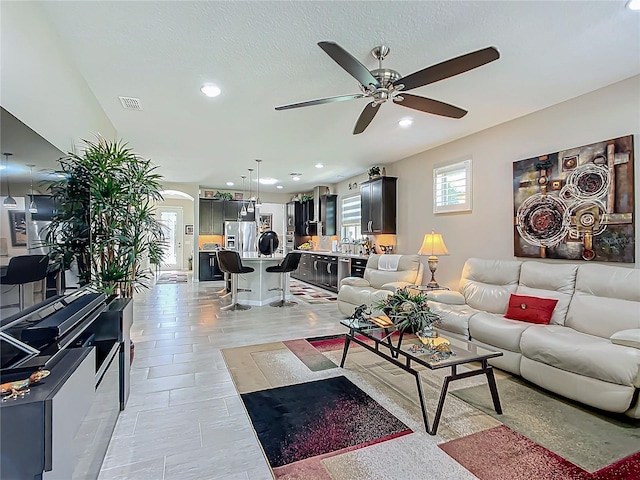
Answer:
xmin=276 ymin=41 xmax=500 ymax=134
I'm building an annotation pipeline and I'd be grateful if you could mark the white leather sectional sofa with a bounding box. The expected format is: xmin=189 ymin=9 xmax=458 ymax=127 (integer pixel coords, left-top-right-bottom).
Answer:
xmin=427 ymin=258 xmax=640 ymax=418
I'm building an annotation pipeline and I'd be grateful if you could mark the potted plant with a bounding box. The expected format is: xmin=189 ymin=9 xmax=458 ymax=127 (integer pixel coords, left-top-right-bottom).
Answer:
xmin=368 ymin=165 xmax=382 ymax=179
xmin=374 ymin=287 xmax=441 ymax=333
xmin=47 ymin=136 xmax=166 ymax=297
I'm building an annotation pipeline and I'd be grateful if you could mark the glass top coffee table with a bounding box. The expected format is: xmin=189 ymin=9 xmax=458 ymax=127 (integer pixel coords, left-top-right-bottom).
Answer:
xmin=339 ymin=318 xmax=503 ymax=435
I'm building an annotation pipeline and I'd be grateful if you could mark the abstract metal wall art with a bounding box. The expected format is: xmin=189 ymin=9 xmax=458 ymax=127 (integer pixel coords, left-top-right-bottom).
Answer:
xmin=513 ymin=135 xmax=634 ymax=262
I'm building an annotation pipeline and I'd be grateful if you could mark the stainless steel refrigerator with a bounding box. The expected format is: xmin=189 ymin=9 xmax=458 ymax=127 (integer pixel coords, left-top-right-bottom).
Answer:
xmin=224 ymin=221 xmax=257 ymax=255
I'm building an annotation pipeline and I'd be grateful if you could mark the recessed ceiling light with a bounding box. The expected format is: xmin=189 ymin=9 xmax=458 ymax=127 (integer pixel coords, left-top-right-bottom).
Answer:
xmin=315 ymin=163 xmax=324 ymax=169
xmin=0 ymin=165 xmax=5 ymax=171
xmin=226 ymin=181 xmax=234 ymax=186
xmin=290 ymin=173 xmax=301 ymax=181
xmin=200 ymin=83 xmax=221 ymax=97
xmin=398 ymin=118 xmax=413 ymax=127
xmin=627 ymin=0 xmax=640 ymax=10
xmin=276 ymin=185 xmax=283 ymax=189
xmin=259 ymin=177 xmax=278 ymax=185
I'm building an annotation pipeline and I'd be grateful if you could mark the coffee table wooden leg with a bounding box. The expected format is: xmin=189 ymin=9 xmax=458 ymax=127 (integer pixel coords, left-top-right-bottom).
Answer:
xmin=339 ymin=333 xmax=352 ymax=368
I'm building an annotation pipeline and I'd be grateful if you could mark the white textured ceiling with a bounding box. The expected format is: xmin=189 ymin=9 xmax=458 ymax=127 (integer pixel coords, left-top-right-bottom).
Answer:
xmin=20 ymin=1 xmax=640 ymax=192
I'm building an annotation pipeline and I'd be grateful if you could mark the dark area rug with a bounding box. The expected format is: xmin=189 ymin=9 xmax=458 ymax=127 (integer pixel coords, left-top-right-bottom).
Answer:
xmin=451 ymin=377 xmax=640 ymax=472
xmin=155 ymin=273 xmax=188 ymax=284
xmin=240 ymin=376 xmax=412 ymax=469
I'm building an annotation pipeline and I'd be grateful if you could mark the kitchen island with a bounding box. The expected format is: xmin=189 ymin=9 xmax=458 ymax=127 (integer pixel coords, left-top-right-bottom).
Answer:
xmin=236 ymin=253 xmax=292 ymax=306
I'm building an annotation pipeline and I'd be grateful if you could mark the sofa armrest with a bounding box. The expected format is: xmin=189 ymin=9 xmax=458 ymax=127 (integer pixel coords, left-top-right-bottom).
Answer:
xmin=426 ymin=290 xmax=466 ymax=305
xmin=380 ymin=281 xmax=413 ymax=293
xmin=340 ymin=277 xmax=371 ymax=288
xmin=610 ymin=329 xmax=640 ymax=349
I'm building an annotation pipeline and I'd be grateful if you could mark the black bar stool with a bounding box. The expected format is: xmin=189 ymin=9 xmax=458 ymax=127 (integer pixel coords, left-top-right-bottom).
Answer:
xmin=217 ymin=250 xmax=254 ymax=311
xmin=266 ymin=252 xmax=301 ymax=307
xmin=0 ymin=255 xmax=49 ymax=310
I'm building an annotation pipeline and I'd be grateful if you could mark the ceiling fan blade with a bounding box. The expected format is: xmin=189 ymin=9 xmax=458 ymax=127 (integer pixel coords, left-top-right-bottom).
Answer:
xmin=353 ymin=103 xmax=380 ymax=135
xmin=393 ymin=46 xmax=500 ymax=91
xmin=275 ymin=93 xmax=365 ymax=111
xmin=318 ymin=41 xmax=380 ymax=88
xmin=394 ymin=93 xmax=467 ymax=119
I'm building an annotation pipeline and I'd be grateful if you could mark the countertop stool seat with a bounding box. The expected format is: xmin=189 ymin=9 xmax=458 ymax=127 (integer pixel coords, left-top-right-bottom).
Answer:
xmin=266 ymin=252 xmax=301 ymax=307
xmin=0 ymin=255 xmax=49 ymax=311
xmin=217 ymin=250 xmax=254 ymax=311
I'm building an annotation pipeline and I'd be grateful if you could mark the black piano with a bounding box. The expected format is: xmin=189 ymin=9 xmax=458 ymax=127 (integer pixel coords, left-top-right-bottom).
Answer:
xmin=0 ymin=287 xmax=132 ymax=480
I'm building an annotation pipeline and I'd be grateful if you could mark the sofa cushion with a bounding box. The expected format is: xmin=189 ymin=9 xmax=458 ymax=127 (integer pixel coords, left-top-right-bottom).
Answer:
xmin=505 ymin=294 xmax=558 ymax=325
xmin=610 ymin=329 xmax=640 ymax=349
xmin=429 ymin=302 xmax=480 ymax=337
xmin=520 ymin=325 xmax=640 ymax=387
xmin=459 ymin=258 xmax=522 ymax=314
xmin=565 ymin=264 xmax=640 ymax=339
xmin=426 ymin=290 xmax=466 ymax=305
xmin=516 ymin=261 xmax=577 ymax=325
xmin=365 ymin=254 xmax=421 ymax=289
xmin=338 ymin=284 xmax=391 ymax=307
xmin=469 ymin=311 xmax=532 ymax=352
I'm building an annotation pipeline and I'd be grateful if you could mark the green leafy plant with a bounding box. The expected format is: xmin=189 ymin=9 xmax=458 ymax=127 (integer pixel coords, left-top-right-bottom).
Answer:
xmin=213 ymin=191 xmax=233 ymax=200
xmin=47 ymin=136 xmax=165 ymax=297
xmin=368 ymin=165 xmax=382 ymax=177
xmin=301 ymin=194 xmax=313 ymax=202
xmin=374 ymin=287 xmax=441 ymax=332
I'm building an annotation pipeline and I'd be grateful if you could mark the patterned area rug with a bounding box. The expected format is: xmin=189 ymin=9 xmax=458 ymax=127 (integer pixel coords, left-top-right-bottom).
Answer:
xmin=451 ymin=377 xmax=640 ymax=472
xmin=240 ymin=376 xmax=412 ymax=472
xmin=289 ymin=280 xmax=337 ymax=304
xmin=155 ymin=273 xmax=188 ymax=284
xmin=439 ymin=425 xmax=640 ymax=480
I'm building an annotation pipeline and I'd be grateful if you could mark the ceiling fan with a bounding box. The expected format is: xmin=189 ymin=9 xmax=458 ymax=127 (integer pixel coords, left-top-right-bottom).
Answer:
xmin=275 ymin=41 xmax=500 ymax=135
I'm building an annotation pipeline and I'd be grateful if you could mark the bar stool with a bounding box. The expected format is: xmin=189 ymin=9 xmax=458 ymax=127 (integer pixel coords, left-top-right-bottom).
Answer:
xmin=0 ymin=255 xmax=49 ymax=310
xmin=217 ymin=250 xmax=254 ymax=311
xmin=266 ymin=252 xmax=302 ymax=307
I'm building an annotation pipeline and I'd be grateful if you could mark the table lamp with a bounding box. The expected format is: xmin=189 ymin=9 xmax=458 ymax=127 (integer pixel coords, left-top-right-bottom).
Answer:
xmin=418 ymin=230 xmax=449 ymax=288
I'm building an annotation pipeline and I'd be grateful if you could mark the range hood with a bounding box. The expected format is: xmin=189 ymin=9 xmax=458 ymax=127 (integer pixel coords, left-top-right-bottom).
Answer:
xmin=309 ymin=185 xmax=330 ymax=223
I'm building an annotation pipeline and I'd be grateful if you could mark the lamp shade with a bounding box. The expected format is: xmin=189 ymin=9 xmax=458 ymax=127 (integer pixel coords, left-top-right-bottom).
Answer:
xmin=418 ymin=230 xmax=449 ymax=256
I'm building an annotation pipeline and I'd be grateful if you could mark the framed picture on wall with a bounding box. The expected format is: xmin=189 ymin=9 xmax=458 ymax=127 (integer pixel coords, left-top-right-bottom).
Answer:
xmin=185 ymin=224 xmax=194 ymax=235
xmin=9 ymin=210 xmax=27 ymax=247
xmin=234 ymin=192 xmax=243 ymax=200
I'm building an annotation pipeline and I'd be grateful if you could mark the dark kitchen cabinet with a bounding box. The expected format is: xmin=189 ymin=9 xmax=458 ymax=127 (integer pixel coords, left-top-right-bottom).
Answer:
xmin=200 ymin=199 xmax=255 ymax=235
xmin=294 ymin=253 xmax=340 ymax=293
xmin=302 ymin=200 xmax=316 ymax=236
xmin=320 ymin=194 xmax=338 ymax=236
xmin=287 ymin=201 xmax=304 ymax=234
xmin=292 ymin=252 xmax=312 ymax=282
xmin=350 ymin=257 xmax=368 ymax=278
xmin=361 ymin=176 xmax=397 ymax=234
xmin=199 ymin=252 xmax=223 ymax=281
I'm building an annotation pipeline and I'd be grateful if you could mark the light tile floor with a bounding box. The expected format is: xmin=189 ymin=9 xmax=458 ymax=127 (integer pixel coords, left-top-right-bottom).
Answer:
xmin=98 ymin=274 xmax=348 ymax=480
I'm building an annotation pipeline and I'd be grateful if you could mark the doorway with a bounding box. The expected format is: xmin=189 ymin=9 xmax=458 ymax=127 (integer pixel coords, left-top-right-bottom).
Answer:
xmin=157 ymin=206 xmax=184 ymax=270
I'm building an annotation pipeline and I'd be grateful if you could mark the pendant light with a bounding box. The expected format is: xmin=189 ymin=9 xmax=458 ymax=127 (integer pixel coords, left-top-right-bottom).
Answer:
xmin=2 ymin=153 xmax=17 ymax=210
xmin=247 ymin=168 xmax=255 ymax=213
xmin=240 ymin=175 xmax=247 ymax=217
xmin=255 ymin=159 xmax=263 ymax=207
xmin=27 ymin=164 xmax=38 ymax=214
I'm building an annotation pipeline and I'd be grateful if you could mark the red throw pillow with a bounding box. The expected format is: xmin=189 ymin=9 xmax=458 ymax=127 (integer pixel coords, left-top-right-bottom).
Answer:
xmin=505 ymin=294 xmax=558 ymax=325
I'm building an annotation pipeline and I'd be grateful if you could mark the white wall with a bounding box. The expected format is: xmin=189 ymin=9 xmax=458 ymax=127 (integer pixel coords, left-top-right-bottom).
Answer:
xmin=1 ymin=2 xmax=116 ymax=151
xmin=385 ymin=75 xmax=640 ymax=288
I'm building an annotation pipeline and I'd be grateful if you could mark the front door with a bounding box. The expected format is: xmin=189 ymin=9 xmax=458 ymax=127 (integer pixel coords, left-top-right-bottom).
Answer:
xmin=157 ymin=206 xmax=183 ymax=270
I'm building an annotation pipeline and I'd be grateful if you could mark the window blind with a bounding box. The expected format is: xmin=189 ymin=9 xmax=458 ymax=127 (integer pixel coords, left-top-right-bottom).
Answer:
xmin=434 ymin=159 xmax=472 ymax=213
xmin=341 ymin=195 xmax=361 ymax=226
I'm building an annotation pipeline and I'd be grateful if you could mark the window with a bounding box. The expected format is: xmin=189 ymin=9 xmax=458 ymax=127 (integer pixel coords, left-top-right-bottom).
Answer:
xmin=433 ymin=159 xmax=472 ymax=214
xmin=341 ymin=194 xmax=361 ymax=241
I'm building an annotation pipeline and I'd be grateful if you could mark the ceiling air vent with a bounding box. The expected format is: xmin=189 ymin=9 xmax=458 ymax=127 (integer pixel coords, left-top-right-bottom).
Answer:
xmin=118 ymin=96 xmax=142 ymax=110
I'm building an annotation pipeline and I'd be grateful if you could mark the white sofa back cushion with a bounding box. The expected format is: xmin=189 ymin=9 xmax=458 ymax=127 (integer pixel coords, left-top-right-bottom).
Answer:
xmin=516 ymin=261 xmax=578 ymax=325
xmin=365 ymin=254 xmax=421 ymax=289
xmin=566 ymin=264 xmax=640 ymax=339
xmin=459 ymin=258 xmax=522 ymax=314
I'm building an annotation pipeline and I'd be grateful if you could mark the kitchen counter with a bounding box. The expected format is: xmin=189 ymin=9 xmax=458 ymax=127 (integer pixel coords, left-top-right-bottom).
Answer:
xmin=293 ymin=250 xmax=369 ymax=259
xmin=234 ymin=254 xmax=290 ymax=306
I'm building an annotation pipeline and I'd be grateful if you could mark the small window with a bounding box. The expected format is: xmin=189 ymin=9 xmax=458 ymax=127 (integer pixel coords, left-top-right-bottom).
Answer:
xmin=341 ymin=194 xmax=361 ymax=241
xmin=433 ymin=159 xmax=472 ymax=214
